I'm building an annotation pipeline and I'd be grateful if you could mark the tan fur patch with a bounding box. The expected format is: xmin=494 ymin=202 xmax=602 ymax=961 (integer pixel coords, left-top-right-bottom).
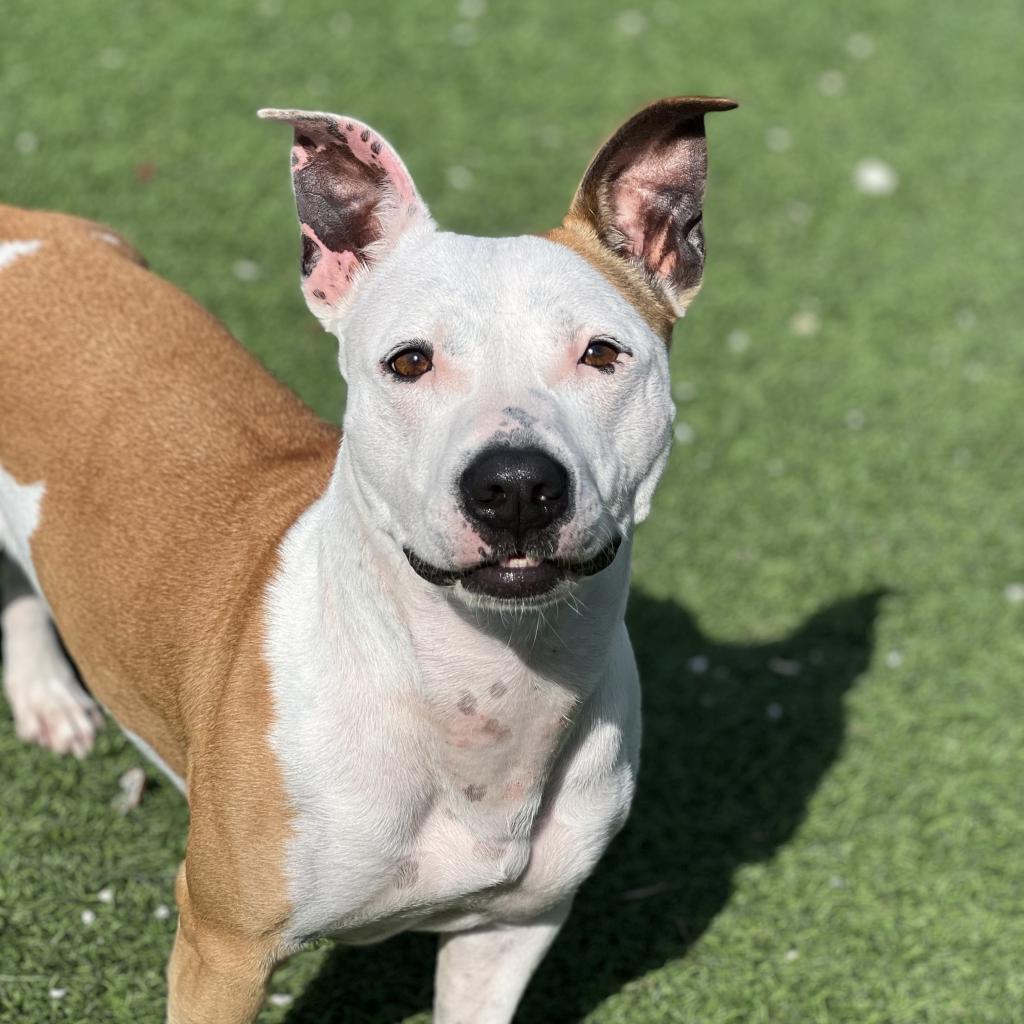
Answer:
xmin=0 ymin=203 xmax=339 ymax=953
xmin=543 ymin=219 xmax=676 ymax=343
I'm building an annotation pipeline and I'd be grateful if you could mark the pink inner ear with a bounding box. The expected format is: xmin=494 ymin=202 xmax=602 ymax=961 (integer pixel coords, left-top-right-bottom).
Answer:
xmin=337 ymin=122 xmax=418 ymax=210
xmin=290 ymin=143 xmax=314 ymax=173
xmin=617 ymin=187 xmax=679 ymax=280
xmin=300 ymin=223 xmax=360 ymax=308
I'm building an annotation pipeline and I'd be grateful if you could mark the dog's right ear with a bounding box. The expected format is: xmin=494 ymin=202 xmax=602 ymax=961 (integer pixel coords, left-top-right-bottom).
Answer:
xmin=560 ymin=96 xmax=737 ymax=332
xmin=259 ymin=108 xmax=434 ymax=329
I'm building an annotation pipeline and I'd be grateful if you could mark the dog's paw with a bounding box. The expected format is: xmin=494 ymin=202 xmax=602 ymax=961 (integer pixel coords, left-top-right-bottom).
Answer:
xmin=6 ymin=669 xmax=104 ymax=759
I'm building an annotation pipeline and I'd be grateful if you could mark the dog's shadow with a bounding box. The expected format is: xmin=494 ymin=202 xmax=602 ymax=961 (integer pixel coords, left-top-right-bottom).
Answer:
xmin=282 ymin=587 xmax=886 ymax=1023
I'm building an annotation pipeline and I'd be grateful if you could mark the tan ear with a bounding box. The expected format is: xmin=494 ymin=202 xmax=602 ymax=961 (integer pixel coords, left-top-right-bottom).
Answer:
xmin=259 ymin=108 xmax=434 ymax=328
xmin=564 ymin=96 xmax=737 ymax=325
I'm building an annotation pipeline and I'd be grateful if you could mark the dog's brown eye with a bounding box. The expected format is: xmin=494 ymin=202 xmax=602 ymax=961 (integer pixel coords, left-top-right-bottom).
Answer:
xmin=388 ymin=347 xmax=433 ymax=379
xmin=580 ymin=338 xmax=623 ymax=371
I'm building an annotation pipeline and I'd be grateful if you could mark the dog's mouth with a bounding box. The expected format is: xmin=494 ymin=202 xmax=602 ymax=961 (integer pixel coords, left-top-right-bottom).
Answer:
xmin=404 ymin=538 xmax=621 ymax=602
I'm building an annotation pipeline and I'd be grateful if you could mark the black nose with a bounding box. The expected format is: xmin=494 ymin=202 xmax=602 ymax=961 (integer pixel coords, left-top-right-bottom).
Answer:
xmin=460 ymin=447 xmax=570 ymax=542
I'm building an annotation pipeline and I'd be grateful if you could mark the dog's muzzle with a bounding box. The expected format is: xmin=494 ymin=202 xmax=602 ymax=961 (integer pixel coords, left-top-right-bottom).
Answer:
xmin=404 ymin=537 xmax=621 ymax=602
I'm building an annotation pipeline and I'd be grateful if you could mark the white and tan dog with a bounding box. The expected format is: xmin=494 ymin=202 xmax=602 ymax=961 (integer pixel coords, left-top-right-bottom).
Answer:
xmin=0 ymin=96 xmax=735 ymax=1022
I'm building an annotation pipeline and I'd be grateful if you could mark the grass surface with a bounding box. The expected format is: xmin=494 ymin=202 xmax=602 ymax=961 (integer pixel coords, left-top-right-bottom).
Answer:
xmin=1 ymin=1 xmax=1022 ymax=1021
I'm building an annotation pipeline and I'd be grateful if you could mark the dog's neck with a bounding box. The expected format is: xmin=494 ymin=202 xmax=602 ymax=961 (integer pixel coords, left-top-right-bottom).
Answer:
xmin=309 ymin=445 xmax=630 ymax=718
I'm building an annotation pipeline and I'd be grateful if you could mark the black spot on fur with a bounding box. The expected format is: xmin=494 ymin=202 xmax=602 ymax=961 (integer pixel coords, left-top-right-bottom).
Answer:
xmin=465 ymin=784 xmax=486 ymax=802
xmin=300 ymin=233 xmax=320 ymax=277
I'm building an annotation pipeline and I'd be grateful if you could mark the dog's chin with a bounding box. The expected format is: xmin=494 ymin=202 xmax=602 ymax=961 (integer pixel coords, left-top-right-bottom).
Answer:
xmin=403 ymin=539 xmax=621 ymax=607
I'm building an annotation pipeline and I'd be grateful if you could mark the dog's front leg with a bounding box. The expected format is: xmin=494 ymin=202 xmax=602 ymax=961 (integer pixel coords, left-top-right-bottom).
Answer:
xmin=433 ymin=901 xmax=572 ymax=1024
xmin=166 ymin=919 xmax=275 ymax=1024
xmin=166 ymin=867 xmax=278 ymax=1024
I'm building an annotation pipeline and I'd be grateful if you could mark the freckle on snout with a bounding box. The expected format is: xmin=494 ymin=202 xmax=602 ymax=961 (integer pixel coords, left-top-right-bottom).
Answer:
xmin=464 ymin=784 xmax=486 ymax=802
xmin=457 ymin=692 xmax=477 ymax=715
xmin=489 ymin=681 xmax=508 ymax=699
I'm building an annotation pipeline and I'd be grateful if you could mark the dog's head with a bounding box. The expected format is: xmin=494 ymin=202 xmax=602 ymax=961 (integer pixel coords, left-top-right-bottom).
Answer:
xmin=260 ymin=98 xmax=736 ymax=607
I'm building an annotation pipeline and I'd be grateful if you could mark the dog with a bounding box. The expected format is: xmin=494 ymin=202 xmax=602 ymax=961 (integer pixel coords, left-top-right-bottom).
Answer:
xmin=0 ymin=95 xmax=735 ymax=1022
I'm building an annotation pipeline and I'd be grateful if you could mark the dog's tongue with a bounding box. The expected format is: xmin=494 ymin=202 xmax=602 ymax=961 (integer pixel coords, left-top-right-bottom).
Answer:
xmin=500 ymin=555 xmax=544 ymax=569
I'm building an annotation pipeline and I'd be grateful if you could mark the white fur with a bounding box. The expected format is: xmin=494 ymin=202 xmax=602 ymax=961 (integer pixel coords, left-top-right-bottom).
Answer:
xmin=266 ymin=471 xmax=640 ymax=949
xmin=263 ymin=217 xmax=667 ymax=1021
xmin=0 ymin=463 xmax=46 ymax=593
xmin=0 ymin=239 xmax=41 ymax=271
xmin=0 ymin=466 xmax=103 ymax=757
xmin=335 ymin=231 xmax=675 ymax=580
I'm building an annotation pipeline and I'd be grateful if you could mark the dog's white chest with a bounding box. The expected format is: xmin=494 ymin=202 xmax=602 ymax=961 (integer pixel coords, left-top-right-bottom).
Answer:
xmin=265 ymin=499 xmax=639 ymax=948
xmin=276 ymin=689 xmax=582 ymax=945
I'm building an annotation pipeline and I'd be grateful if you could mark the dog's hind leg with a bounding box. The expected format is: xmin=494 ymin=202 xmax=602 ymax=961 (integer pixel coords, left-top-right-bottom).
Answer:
xmin=1 ymin=555 xmax=103 ymax=757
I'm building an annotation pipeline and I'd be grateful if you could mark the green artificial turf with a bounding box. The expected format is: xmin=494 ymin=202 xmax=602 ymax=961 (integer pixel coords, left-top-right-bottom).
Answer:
xmin=1 ymin=1 xmax=1022 ymax=1021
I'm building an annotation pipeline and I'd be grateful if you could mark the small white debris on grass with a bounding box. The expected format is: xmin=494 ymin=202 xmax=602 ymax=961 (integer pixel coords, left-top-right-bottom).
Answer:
xmin=446 ymin=165 xmax=474 ymax=191
xmin=884 ymin=649 xmax=904 ymax=669
xmin=765 ymin=127 xmax=792 ymax=153
xmin=99 ymin=48 xmax=125 ymax=70
xmin=306 ymin=73 xmax=329 ymax=96
xmin=787 ymin=200 xmax=812 ymax=225
xmin=784 ymin=947 xmax=800 ymax=962
xmin=687 ymin=655 xmax=710 ymax=675
xmin=81 ymin=909 xmax=96 ymax=926
xmin=329 ymin=12 xmax=353 ymax=34
xmin=853 ymin=159 xmax=898 ymax=197
xmin=727 ymin=329 xmax=751 ymax=354
xmin=769 ymin=657 xmax=802 ymax=678
xmin=450 ymin=21 xmax=479 ymax=46
xmin=818 ymin=70 xmax=846 ymax=96
xmin=154 ymin=903 xmax=172 ymax=920
xmin=615 ymin=10 xmax=648 ymax=35
xmin=955 ymin=308 xmax=977 ymax=331
xmin=1004 ymin=583 xmax=1024 ymax=605
xmin=268 ymin=993 xmax=294 ymax=1008
xmin=829 ymin=875 xmax=846 ymax=889
xmin=459 ymin=0 xmax=486 ymax=16
xmin=789 ymin=310 xmax=820 ymax=337
xmin=539 ymin=124 xmax=564 ymax=149
xmin=847 ymin=33 xmax=876 ymax=59
xmin=767 ymin=703 xmax=784 ymax=721
xmin=673 ymin=422 xmax=695 ymax=444
xmin=673 ymin=379 xmax=697 ymax=402
xmin=111 ymin=766 xmax=147 ymax=815
xmin=232 ymin=259 xmax=261 ymax=283
xmin=96 ymin=887 xmax=114 ymax=904
xmin=49 ymin=988 xmax=67 ymax=1000
xmin=845 ymin=409 xmax=866 ymax=431
xmin=15 ymin=131 xmax=38 ymax=155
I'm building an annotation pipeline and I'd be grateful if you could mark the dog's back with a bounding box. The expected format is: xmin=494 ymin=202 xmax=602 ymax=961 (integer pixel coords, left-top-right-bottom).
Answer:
xmin=0 ymin=204 xmax=338 ymax=774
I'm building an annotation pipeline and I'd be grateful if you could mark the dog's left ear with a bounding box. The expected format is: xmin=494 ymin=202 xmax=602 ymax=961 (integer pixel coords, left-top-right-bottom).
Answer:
xmin=259 ymin=108 xmax=434 ymax=328
xmin=564 ymin=96 xmax=737 ymax=320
